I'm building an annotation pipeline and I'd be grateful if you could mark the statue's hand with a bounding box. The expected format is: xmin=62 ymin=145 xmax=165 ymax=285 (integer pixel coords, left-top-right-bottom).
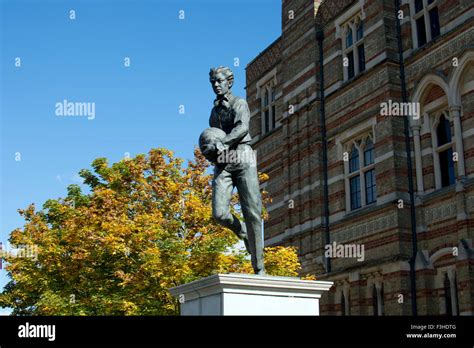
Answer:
xmin=200 ymin=144 xmax=215 ymax=162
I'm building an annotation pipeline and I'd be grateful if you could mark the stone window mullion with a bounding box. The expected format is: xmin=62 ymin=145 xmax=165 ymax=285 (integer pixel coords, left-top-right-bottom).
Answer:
xmin=352 ymin=22 xmax=359 ymax=76
xmin=431 ymin=116 xmax=442 ymax=189
xmin=344 ymin=155 xmax=351 ymax=212
xmin=262 ymin=85 xmax=270 ymax=134
xmin=376 ymin=283 xmax=384 ymax=315
xmin=359 ymin=145 xmax=367 ymax=207
xmin=270 ymin=85 xmax=274 ymax=130
xmin=423 ymin=0 xmax=432 ymax=42
xmin=409 ymin=1 xmax=418 ymax=48
xmin=269 ymin=84 xmax=276 ymax=130
xmin=260 ymin=93 xmax=264 ymax=135
xmin=450 ymin=106 xmax=465 ymax=177
xmin=449 ymin=278 xmax=457 ymax=316
xmin=343 ymin=59 xmax=349 ymax=81
xmin=343 ymin=286 xmax=350 ymax=315
xmin=343 ymin=26 xmax=351 ymax=80
xmin=447 ymin=270 xmax=459 ymax=316
xmin=411 ymin=124 xmax=424 ymax=193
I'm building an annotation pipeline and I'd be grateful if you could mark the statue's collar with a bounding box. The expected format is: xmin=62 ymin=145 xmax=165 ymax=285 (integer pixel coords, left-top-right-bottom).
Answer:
xmin=214 ymin=92 xmax=234 ymax=108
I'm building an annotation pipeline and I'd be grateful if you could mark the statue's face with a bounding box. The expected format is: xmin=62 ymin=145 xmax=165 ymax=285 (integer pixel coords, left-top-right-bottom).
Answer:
xmin=210 ymin=72 xmax=230 ymax=96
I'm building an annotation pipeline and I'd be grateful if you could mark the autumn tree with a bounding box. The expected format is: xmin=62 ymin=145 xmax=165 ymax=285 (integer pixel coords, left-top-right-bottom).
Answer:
xmin=0 ymin=148 xmax=311 ymax=315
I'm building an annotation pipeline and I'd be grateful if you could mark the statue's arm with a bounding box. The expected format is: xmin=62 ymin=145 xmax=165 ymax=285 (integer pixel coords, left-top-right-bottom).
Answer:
xmin=221 ymin=98 xmax=250 ymax=148
xmin=209 ymin=108 xmax=217 ymax=128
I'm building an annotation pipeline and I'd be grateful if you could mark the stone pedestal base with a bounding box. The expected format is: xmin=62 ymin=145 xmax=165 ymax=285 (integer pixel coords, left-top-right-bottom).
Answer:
xmin=169 ymin=273 xmax=333 ymax=316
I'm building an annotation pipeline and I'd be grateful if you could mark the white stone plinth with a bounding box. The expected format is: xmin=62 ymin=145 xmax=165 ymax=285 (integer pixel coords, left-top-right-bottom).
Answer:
xmin=169 ymin=273 xmax=333 ymax=316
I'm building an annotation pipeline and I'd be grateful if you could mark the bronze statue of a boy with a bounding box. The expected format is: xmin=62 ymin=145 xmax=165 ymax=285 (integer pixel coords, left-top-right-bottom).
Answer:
xmin=199 ymin=66 xmax=265 ymax=275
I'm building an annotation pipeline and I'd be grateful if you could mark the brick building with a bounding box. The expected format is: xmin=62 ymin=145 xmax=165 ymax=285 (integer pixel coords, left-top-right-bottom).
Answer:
xmin=246 ymin=0 xmax=474 ymax=315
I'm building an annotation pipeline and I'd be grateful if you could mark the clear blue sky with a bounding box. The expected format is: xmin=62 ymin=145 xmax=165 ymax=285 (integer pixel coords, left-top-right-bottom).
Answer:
xmin=0 ymin=0 xmax=281 ymax=299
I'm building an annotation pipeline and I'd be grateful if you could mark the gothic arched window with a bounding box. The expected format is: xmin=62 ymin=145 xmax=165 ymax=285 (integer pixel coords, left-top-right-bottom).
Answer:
xmin=345 ymin=135 xmax=376 ymax=211
xmin=411 ymin=0 xmax=440 ymax=48
xmin=342 ymin=16 xmax=365 ymax=80
xmin=260 ymin=83 xmax=277 ymax=135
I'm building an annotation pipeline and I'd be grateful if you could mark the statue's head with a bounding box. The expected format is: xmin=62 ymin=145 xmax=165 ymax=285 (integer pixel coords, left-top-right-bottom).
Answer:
xmin=209 ymin=66 xmax=234 ymax=97
xmin=199 ymin=127 xmax=227 ymax=163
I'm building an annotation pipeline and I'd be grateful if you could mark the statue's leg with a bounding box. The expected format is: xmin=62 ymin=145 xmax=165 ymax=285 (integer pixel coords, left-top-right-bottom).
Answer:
xmin=212 ymin=167 xmax=246 ymax=240
xmin=234 ymin=154 xmax=265 ymax=275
